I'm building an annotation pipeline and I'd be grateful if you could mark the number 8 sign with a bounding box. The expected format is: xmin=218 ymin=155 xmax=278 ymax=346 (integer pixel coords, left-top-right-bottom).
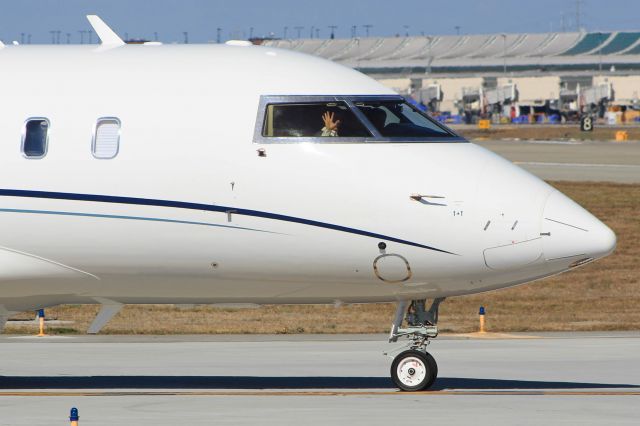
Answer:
xmin=581 ymin=115 xmax=594 ymax=132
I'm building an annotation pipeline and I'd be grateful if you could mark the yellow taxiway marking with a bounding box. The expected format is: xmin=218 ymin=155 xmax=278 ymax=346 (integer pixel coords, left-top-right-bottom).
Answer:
xmin=0 ymin=390 xmax=637 ymax=397
xmin=448 ymin=332 xmax=540 ymax=339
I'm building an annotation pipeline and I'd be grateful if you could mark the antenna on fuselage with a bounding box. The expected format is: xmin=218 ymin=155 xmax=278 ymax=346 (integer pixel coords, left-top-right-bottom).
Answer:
xmin=86 ymin=15 xmax=125 ymax=47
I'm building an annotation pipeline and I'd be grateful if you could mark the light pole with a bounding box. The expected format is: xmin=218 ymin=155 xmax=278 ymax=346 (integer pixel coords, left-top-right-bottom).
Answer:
xmin=576 ymin=0 xmax=584 ymax=31
xmin=501 ymin=33 xmax=507 ymax=75
xmin=426 ymin=35 xmax=433 ymax=74
xmin=598 ymin=31 xmax=604 ymax=73
xmin=294 ymin=26 xmax=304 ymax=39
xmin=78 ymin=30 xmax=86 ymax=44
xmin=328 ymin=25 xmax=337 ymax=39
xmin=363 ymin=24 xmax=373 ymax=37
xmin=403 ymin=25 xmax=409 ymax=37
xmin=455 ymin=25 xmax=461 ymax=35
xmin=216 ymin=27 xmax=222 ymax=43
xmin=284 ymin=26 xmax=288 ymax=39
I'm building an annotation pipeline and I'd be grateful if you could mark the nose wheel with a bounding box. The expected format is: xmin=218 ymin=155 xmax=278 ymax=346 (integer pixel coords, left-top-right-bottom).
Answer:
xmin=386 ymin=298 xmax=444 ymax=391
xmin=391 ymin=349 xmax=438 ymax=391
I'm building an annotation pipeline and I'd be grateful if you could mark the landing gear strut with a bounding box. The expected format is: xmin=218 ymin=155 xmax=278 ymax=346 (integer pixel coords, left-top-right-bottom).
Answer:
xmin=386 ymin=298 xmax=444 ymax=391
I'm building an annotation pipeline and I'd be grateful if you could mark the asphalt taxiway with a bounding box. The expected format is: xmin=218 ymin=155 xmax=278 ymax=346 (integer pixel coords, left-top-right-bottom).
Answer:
xmin=476 ymin=139 xmax=640 ymax=183
xmin=0 ymin=333 xmax=638 ymax=425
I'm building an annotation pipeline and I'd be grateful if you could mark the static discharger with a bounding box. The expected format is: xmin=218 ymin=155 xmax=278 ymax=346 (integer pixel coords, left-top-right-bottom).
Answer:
xmin=479 ymin=306 xmax=486 ymax=333
xmin=69 ymin=407 xmax=79 ymax=425
xmin=36 ymin=309 xmax=46 ymax=337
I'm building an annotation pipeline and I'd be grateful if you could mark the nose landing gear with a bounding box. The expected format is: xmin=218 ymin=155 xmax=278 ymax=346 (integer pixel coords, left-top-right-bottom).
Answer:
xmin=391 ymin=349 xmax=438 ymax=391
xmin=386 ymin=298 xmax=444 ymax=391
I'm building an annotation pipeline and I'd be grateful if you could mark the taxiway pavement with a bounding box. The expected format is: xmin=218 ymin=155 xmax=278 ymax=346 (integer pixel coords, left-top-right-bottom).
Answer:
xmin=476 ymin=139 xmax=640 ymax=183
xmin=0 ymin=333 xmax=638 ymax=425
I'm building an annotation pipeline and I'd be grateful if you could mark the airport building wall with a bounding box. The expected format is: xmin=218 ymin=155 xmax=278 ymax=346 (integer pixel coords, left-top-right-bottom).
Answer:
xmin=593 ymin=75 xmax=640 ymax=104
xmin=422 ymin=77 xmax=484 ymax=113
xmin=497 ymin=76 xmax=560 ymax=105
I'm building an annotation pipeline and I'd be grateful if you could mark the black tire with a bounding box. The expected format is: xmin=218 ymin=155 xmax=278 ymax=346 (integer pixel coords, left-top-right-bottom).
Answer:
xmin=390 ymin=349 xmax=438 ymax=391
xmin=423 ymin=351 xmax=438 ymax=389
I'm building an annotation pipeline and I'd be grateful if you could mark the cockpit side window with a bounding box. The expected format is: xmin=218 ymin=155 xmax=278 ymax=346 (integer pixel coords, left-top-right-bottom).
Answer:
xmin=254 ymin=95 xmax=463 ymax=143
xmin=356 ymin=101 xmax=453 ymax=138
xmin=262 ymin=102 xmax=372 ymax=138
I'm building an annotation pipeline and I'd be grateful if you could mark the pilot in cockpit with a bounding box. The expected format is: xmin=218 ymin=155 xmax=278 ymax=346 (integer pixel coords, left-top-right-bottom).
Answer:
xmin=320 ymin=111 xmax=341 ymax=137
xmin=320 ymin=106 xmax=386 ymax=137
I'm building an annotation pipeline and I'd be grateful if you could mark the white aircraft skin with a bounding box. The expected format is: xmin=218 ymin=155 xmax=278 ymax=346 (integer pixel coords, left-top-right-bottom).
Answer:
xmin=0 ymin=40 xmax=616 ymax=320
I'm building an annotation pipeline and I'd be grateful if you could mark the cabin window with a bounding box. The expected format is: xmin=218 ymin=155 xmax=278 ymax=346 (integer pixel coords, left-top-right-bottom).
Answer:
xmin=22 ymin=118 xmax=50 ymax=158
xmin=92 ymin=118 xmax=121 ymax=159
xmin=355 ymin=101 xmax=453 ymax=138
xmin=262 ymin=102 xmax=372 ymax=138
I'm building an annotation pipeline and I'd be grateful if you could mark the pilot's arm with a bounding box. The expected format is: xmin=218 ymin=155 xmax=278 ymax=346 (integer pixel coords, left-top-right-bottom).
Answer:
xmin=321 ymin=111 xmax=340 ymax=137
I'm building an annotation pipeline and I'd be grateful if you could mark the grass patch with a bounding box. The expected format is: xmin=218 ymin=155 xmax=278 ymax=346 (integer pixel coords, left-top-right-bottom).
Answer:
xmin=454 ymin=124 xmax=640 ymax=141
xmin=48 ymin=327 xmax=79 ymax=335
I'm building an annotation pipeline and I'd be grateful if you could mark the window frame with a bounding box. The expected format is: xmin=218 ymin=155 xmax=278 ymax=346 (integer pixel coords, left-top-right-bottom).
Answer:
xmin=21 ymin=117 xmax=51 ymax=159
xmin=91 ymin=117 xmax=121 ymax=159
xmin=253 ymin=95 xmax=466 ymax=144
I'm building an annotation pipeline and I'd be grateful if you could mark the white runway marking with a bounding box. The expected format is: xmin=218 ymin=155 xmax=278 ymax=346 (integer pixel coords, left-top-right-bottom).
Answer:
xmin=515 ymin=161 xmax=640 ymax=168
xmin=524 ymin=140 xmax=584 ymax=145
xmin=7 ymin=335 xmax=75 ymax=340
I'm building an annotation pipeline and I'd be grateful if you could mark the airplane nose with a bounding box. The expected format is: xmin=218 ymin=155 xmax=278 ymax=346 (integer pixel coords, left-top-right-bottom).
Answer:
xmin=542 ymin=190 xmax=616 ymax=262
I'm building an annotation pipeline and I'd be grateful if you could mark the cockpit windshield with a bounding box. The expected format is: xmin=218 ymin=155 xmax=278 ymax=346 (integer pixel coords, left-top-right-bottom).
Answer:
xmin=355 ymin=100 xmax=451 ymax=138
xmin=255 ymin=95 xmax=462 ymax=143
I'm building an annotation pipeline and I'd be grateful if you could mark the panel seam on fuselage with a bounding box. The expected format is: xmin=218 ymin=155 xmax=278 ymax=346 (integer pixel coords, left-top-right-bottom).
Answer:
xmin=0 ymin=244 xmax=100 ymax=280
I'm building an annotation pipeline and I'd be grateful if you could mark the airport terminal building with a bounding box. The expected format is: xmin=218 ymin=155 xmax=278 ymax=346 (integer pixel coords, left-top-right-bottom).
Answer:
xmin=263 ymin=31 xmax=640 ymax=123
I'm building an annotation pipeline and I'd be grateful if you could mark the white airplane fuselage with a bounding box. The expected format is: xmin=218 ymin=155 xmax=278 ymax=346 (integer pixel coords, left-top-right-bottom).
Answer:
xmin=0 ymin=44 xmax=616 ymax=315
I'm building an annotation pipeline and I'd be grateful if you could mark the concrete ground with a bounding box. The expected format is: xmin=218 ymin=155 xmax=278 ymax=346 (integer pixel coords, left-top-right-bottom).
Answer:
xmin=0 ymin=333 xmax=638 ymax=425
xmin=475 ymin=139 xmax=640 ymax=183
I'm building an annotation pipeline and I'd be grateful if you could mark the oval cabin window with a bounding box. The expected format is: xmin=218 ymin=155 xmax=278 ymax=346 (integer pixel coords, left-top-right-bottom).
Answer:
xmin=92 ymin=118 xmax=121 ymax=159
xmin=22 ymin=118 xmax=50 ymax=158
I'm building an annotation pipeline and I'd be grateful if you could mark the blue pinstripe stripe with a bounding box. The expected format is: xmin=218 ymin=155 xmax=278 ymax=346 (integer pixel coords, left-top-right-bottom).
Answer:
xmin=0 ymin=208 xmax=279 ymax=234
xmin=0 ymin=189 xmax=455 ymax=255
